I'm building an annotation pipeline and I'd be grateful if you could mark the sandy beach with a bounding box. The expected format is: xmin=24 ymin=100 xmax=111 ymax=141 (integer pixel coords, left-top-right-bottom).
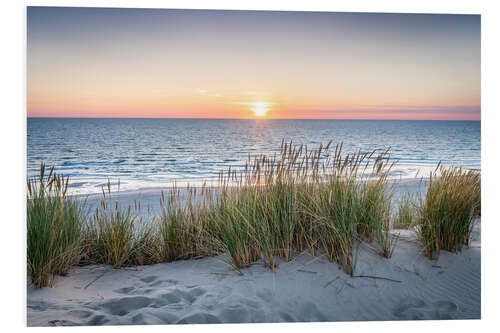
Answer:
xmin=27 ymin=213 xmax=480 ymax=326
xmin=20 ymin=6 xmax=486 ymax=329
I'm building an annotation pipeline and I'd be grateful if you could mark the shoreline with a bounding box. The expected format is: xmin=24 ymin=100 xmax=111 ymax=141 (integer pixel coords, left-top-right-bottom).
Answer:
xmin=56 ymin=161 xmax=461 ymax=197
xmin=74 ymin=178 xmax=430 ymax=218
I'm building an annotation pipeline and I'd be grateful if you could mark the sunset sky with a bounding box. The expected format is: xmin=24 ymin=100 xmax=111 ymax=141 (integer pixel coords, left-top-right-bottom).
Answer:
xmin=27 ymin=7 xmax=480 ymax=120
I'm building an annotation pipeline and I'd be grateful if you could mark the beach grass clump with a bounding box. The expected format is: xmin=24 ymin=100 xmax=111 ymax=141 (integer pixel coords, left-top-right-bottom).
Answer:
xmin=159 ymin=187 xmax=220 ymax=262
xmin=130 ymin=218 xmax=163 ymax=266
xmin=256 ymin=179 xmax=298 ymax=266
xmin=159 ymin=191 xmax=191 ymax=262
xmin=249 ymin=187 xmax=281 ymax=269
xmin=208 ymin=141 xmax=396 ymax=274
xmin=357 ymin=179 xmax=394 ymax=258
xmin=355 ymin=153 xmax=396 ymax=258
xmin=294 ymin=183 xmax=320 ymax=255
xmin=88 ymin=199 xmax=137 ymax=268
xmin=416 ymin=165 xmax=481 ymax=259
xmin=206 ymin=186 xmax=260 ymax=271
xmin=85 ymin=183 xmax=158 ymax=267
xmin=394 ymin=193 xmax=418 ymax=230
xmin=27 ymin=163 xmax=86 ymax=288
xmin=307 ymin=177 xmax=358 ymax=274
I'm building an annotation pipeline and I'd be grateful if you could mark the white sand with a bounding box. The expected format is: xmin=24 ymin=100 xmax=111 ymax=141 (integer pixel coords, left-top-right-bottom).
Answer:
xmin=27 ymin=219 xmax=480 ymax=326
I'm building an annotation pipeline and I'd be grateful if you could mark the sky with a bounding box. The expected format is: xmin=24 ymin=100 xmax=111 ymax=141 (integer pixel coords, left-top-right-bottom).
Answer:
xmin=27 ymin=7 xmax=481 ymax=120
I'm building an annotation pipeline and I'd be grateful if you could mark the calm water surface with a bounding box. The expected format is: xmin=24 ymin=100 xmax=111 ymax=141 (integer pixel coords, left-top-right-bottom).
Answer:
xmin=27 ymin=118 xmax=481 ymax=194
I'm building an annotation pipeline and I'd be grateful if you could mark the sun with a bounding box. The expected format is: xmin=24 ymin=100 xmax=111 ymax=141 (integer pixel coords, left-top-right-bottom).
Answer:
xmin=249 ymin=102 xmax=271 ymax=117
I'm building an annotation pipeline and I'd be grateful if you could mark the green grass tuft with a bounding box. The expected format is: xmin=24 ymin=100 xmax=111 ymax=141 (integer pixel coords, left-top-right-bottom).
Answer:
xmin=27 ymin=163 xmax=86 ymax=288
xmin=394 ymin=193 xmax=417 ymax=230
xmin=416 ymin=165 xmax=481 ymax=259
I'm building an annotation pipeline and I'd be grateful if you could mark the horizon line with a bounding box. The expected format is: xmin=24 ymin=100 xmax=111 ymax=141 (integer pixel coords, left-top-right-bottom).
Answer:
xmin=26 ymin=116 xmax=481 ymax=121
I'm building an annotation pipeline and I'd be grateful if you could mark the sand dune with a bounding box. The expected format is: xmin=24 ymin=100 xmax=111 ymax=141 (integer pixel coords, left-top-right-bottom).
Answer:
xmin=27 ymin=222 xmax=480 ymax=326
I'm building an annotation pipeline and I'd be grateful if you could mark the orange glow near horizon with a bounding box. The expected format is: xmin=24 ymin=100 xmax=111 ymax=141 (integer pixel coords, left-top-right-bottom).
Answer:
xmin=26 ymin=90 xmax=480 ymax=120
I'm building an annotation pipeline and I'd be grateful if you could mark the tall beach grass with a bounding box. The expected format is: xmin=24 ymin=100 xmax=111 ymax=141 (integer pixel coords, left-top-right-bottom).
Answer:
xmin=393 ymin=192 xmax=418 ymax=230
xmin=27 ymin=141 xmax=480 ymax=288
xmin=416 ymin=165 xmax=481 ymax=259
xmin=27 ymin=163 xmax=86 ymax=288
xmin=83 ymin=182 xmax=165 ymax=267
xmin=188 ymin=141 xmax=398 ymax=274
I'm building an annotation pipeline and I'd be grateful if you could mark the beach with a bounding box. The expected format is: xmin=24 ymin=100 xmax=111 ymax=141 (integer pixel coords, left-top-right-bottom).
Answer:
xmin=27 ymin=179 xmax=481 ymax=326
xmin=27 ymin=221 xmax=480 ymax=326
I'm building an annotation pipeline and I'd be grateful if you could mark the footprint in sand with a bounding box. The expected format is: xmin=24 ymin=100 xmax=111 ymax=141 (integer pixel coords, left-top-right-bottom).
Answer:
xmin=139 ymin=275 xmax=179 ymax=288
xmin=431 ymin=300 xmax=458 ymax=319
xmin=279 ymin=311 xmax=295 ymax=322
xmin=151 ymin=286 xmax=207 ymax=309
xmin=99 ymin=296 xmax=152 ymax=316
xmin=86 ymin=314 xmax=109 ymax=326
xmin=49 ymin=312 xmax=108 ymax=326
xmin=393 ymin=296 xmax=458 ymax=320
xmin=48 ymin=319 xmax=78 ymax=326
xmin=151 ymin=291 xmax=183 ymax=307
xmin=176 ymin=312 xmax=221 ymax=324
xmin=140 ymin=276 xmax=158 ymax=283
xmin=296 ymin=301 xmax=328 ymax=322
xmin=256 ymin=288 xmax=273 ymax=302
xmin=218 ymin=305 xmax=250 ymax=323
xmin=68 ymin=309 xmax=93 ymax=319
xmin=151 ymin=278 xmax=179 ymax=287
xmin=28 ymin=300 xmax=67 ymax=312
xmin=114 ymin=278 xmax=181 ymax=297
xmin=113 ymin=286 xmax=136 ymax=294
xmin=130 ymin=312 xmax=167 ymax=325
xmin=148 ymin=310 xmax=179 ymax=324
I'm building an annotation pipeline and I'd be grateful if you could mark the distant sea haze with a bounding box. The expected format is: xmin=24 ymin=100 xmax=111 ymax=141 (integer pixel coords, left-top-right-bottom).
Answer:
xmin=27 ymin=118 xmax=481 ymax=194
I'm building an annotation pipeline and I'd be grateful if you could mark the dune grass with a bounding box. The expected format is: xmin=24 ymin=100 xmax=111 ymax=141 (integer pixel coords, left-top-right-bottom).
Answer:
xmin=356 ymin=164 xmax=395 ymax=257
xmin=27 ymin=141 xmax=481 ymax=288
xmin=27 ymin=163 xmax=86 ymax=288
xmin=158 ymin=187 xmax=220 ymax=262
xmin=308 ymin=177 xmax=358 ymax=274
xmin=83 ymin=183 xmax=164 ymax=267
xmin=393 ymin=192 xmax=417 ymax=230
xmin=198 ymin=141 xmax=397 ymax=274
xmin=416 ymin=165 xmax=481 ymax=259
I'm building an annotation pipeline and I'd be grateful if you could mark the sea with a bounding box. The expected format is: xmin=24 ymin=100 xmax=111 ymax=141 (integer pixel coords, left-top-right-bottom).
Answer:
xmin=27 ymin=118 xmax=481 ymax=195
